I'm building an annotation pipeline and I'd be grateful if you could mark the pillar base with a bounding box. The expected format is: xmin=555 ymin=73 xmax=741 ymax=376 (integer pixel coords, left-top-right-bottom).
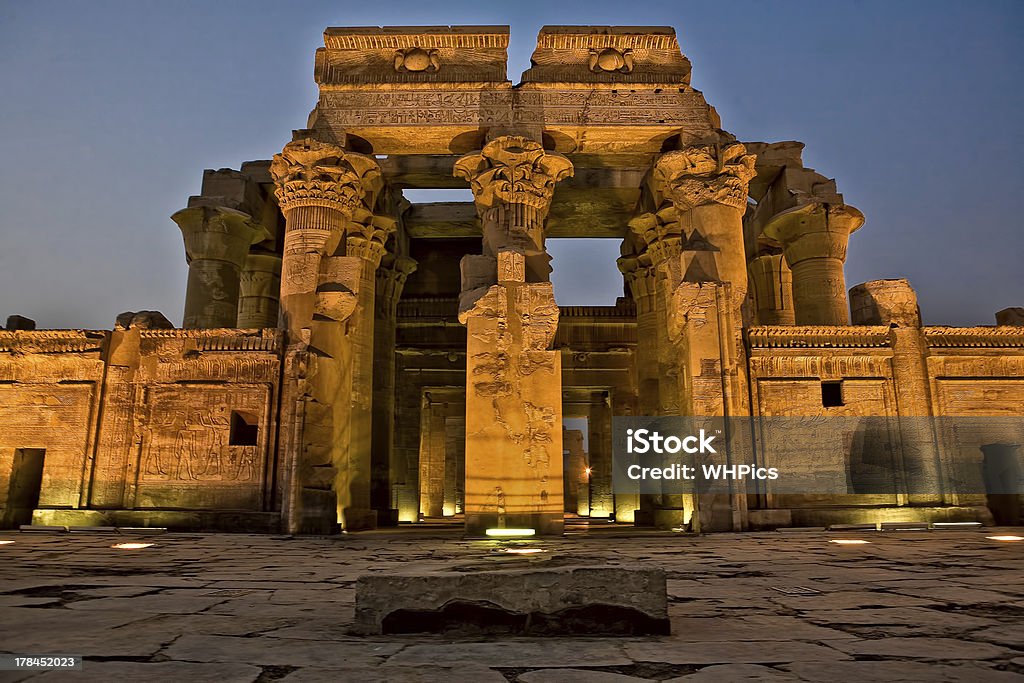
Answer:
xmin=341 ymin=508 xmax=378 ymax=532
xmin=375 ymin=508 xmax=400 ymax=527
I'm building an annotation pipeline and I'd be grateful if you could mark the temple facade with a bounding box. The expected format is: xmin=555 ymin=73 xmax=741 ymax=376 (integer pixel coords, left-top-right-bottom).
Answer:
xmin=2 ymin=25 xmax=1022 ymax=534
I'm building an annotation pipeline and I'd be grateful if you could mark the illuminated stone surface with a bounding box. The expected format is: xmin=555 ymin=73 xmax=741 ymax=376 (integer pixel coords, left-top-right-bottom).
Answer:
xmin=0 ymin=24 xmax=1021 ymax=537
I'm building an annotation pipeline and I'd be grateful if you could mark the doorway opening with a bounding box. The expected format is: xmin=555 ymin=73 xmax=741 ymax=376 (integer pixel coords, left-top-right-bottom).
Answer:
xmin=3 ymin=448 xmax=45 ymax=529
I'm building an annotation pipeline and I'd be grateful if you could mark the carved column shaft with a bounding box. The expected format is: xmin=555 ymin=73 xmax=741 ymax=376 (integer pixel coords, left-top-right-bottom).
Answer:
xmin=849 ymin=279 xmax=944 ymax=505
xmin=748 ymin=253 xmax=795 ymax=325
xmin=640 ymin=141 xmax=757 ymax=532
xmin=372 ymin=256 xmax=417 ymax=522
xmin=238 ymin=252 xmax=282 ymax=328
xmin=173 ymin=206 xmax=268 ymax=329
xmin=418 ymin=399 xmax=447 ymax=518
xmin=618 ymin=258 xmax=661 ymax=417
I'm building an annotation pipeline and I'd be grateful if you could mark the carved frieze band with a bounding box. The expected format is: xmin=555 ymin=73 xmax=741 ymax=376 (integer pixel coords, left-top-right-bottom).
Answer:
xmin=747 ymin=325 xmax=893 ymax=349
xmin=0 ymin=330 xmax=105 ymax=355
xmin=316 ymin=90 xmax=712 ymax=127
xmin=923 ymin=326 xmax=1024 ymax=348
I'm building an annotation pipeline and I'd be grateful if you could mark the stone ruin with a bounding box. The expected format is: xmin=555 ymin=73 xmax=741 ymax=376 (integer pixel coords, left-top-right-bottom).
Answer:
xmin=0 ymin=25 xmax=1022 ymax=537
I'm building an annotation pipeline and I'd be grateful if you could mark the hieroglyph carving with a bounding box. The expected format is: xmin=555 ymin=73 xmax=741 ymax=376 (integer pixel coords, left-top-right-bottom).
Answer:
xmin=269 ymin=138 xmax=383 ymax=215
xmin=463 ymin=283 xmax=560 ymax=472
xmin=653 ymin=142 xmax=757 ymax=211
xmin=318 ymin=90 xmax=713 ymax=127
xmin=140 ymin=387 xmax=265 ymax=484
xmin=142 ymin=409 xmax=257 ymax=483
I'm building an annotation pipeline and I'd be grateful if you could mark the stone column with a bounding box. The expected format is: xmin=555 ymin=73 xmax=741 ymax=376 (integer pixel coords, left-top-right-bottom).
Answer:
xmin=418 ymin=396 xmax=446 ymax=518
xmin=372 ymin=255 xmax=417 ymax=525
xmin=587 ymin=395 xmax=614 ymax=518
xmin=344 ymin=215 xmax=396 ymax=530
xmin=237 ymin=252 xmax=282 ymax=328
xmin=654 ymin=140 xmax=758 ymax=532
xmin=763 ymin=200 xmax=864 ymax=325
xmin=618 ymin=256 xmax=662 ymax=417
xmin=270 ymin=137 xmax=384 ymax=532
xmin=173 ymin=205 xmax=268 ymax=329
xmin=748 ymin=253 xmax=795 ymax=325
xmin=849 ymin=279 xmax=944 ymax=505
xmin=625 ymin=213 xmax=683 ymax=416
xmin=444 ymin=417 xmax=463 ymax=516
xmin=454 ymin=136 xmax=573 ymax=536
xmin=652 ymin=141 xmax=757 ymax=306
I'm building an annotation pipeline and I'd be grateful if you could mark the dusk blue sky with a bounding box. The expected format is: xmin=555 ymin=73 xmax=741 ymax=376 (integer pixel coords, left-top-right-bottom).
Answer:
xmin=1 ymin=1 xmax=1021 ymax=328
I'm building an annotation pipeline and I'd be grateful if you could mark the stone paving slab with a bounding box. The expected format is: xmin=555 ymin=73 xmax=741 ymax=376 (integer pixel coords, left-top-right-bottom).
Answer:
xmin=0 ymin=528 xmax=1022 ymax=680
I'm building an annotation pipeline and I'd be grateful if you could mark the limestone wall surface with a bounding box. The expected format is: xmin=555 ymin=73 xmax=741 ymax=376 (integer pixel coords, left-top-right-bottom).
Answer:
xmin=0 ymin=329 xmax=282 ymax=530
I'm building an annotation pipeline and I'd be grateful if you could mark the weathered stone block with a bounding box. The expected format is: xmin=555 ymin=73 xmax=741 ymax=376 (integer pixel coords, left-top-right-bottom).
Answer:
xmin=5 ymin=314 xmax=35 ymax=331
xmin=353 ymin=566 xmax=669 ymax=636
xmin=996 ymin=307 xmax=1024 ymax=326
xmin=114 ymin=310 xmax=174 ymax=330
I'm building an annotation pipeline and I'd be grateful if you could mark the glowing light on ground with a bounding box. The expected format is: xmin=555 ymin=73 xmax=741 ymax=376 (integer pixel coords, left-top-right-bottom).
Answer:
xmin=829 ymin=539 xmax=871 ymax=545
xmin=485 ymin=528 xmax=536 ymax=537
xmin=986 ymin=535 xmax=1023 ymax=542
xmin=111 ymin=542 xmax=155 ymax=550
xmin=0 ymin=540 xmax=14 ymax=545
xmin=497 ymin=548 xmax=546 ymax=554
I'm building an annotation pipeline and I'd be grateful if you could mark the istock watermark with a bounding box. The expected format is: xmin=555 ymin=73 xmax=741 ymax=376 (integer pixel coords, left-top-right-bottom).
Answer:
xmin=612 ymin=416 xmax=1024 ymax=496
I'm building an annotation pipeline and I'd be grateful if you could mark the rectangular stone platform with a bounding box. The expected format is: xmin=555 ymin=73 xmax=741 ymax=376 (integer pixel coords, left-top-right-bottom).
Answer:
xmin=354 ymin=565 xmax=669 ymax=636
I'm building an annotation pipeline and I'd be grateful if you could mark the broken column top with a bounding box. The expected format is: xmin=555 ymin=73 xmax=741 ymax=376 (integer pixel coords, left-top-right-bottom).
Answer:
xmin=849 ymin=279 xmax=921 ymax=328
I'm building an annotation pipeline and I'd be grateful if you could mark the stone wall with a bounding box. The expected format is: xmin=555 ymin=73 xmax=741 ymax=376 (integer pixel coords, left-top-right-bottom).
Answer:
xmin=0 ymin=328 xmax=282 ymax=531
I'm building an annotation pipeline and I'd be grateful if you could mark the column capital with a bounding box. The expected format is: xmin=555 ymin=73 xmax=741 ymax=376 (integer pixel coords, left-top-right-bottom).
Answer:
xmin=172 ymin=205 xmax=269 ymax=265
xmin=453 ymin=135 xmax=573 ymax=218
xmin=346 ymin=211 xmax=397 ymax=266
xmin=763 ymin=199 xmax=864 ymax=265
xmin=270 ymin=138 xmax=383 ymax=217
xmin=653 ymin=141 xmax=756 ymax=212
xmin=627 ymin=209 xmax=682 ymax=268
xmin=375 ymin=255 xmax=418 ymax=318
xmin=616 ymin=255 xmax=658 ymax=314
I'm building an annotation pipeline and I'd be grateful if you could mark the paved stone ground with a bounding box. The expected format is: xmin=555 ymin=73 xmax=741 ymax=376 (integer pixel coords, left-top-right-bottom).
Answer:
xmin=1 ymin=527 xmax=1022 ymax=682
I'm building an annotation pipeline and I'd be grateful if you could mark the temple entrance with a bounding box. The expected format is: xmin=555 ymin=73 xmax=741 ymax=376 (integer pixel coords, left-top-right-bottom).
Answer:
xmin=2 ymin=448 xmax=45 ymax=529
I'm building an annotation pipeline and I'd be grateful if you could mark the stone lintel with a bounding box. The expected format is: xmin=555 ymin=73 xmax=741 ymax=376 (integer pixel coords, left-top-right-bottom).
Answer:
xmin=522 ymin=26 xmax=690 ymax=86
xmin=317 ymin=26 xmax=510 ymax=88
xmin=353 ymin=566 xmax=669 ymax=635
